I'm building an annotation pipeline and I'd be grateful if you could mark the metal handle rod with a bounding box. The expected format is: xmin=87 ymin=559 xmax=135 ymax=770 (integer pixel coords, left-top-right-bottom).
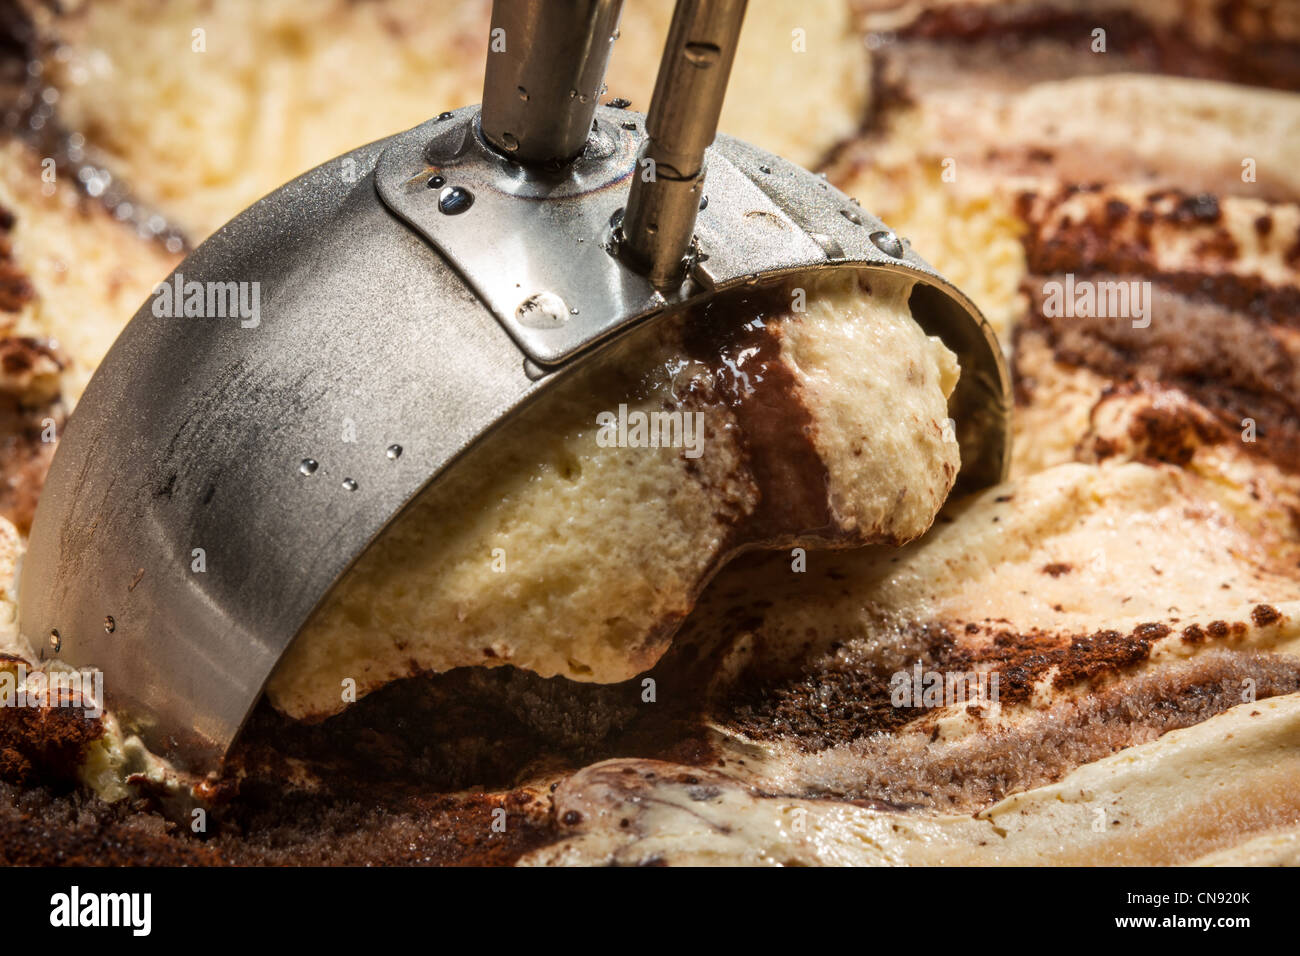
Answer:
xmin=620 ymin=0 xmax=747 ymax=288
xmin=481 ymin=0 xmax=625 ymax=165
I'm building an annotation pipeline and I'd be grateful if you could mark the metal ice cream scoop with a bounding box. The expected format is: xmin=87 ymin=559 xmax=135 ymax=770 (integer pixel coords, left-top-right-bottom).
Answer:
xmin=20 ymin=0 xmax=1010 ymax=770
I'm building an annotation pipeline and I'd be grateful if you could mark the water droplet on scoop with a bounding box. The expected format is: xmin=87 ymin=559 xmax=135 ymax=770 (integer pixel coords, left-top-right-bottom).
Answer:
xmin=438 ymin=186 xmax=474 ymax=215
xmin=869 ymin=229 xmax=904 ymax=258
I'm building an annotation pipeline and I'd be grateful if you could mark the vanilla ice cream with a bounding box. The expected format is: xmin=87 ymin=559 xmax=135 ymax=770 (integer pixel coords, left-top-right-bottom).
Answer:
xmin=268 ymin=271 xmax=962 ymax=719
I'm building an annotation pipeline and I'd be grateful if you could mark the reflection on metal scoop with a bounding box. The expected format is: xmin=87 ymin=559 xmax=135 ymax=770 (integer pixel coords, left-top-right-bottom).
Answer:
xmin=19 ymin=0 xmax=1010 ymax=770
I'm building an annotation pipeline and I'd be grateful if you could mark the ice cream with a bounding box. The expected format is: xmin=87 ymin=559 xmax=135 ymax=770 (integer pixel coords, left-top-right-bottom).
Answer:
xmin=267 ymin=271 xmax=962 ymax=719
xmin=526 ymin=695 xmax=1300 ymax=866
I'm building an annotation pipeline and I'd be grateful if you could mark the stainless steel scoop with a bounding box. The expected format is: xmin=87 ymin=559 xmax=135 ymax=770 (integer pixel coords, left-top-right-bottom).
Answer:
xmin=20 ymin=0 xmax=1011 ymax=770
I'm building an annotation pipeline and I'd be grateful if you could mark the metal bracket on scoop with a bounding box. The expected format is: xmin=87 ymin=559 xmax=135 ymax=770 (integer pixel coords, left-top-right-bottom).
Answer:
xmin=376 ymin=107 xmax=1006 ymax=375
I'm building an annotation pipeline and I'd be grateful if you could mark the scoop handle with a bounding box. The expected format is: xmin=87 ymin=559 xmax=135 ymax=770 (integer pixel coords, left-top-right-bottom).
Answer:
xmin=620 ymin=0 xmax=748 ymax=288
xmin=480 ymin=0 xmax=625 ymax=165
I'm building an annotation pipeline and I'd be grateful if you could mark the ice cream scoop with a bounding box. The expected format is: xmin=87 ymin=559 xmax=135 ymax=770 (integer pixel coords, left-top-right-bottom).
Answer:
xmin=18 ymin=0 xmax=1010 ymax=769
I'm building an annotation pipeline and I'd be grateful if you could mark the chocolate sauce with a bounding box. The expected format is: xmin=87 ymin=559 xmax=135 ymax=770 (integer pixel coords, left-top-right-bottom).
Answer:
xmin=681 ymin=280 xmax=835 ymax=542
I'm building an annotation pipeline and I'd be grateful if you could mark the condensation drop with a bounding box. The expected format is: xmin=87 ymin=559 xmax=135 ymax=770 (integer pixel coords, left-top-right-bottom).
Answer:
xmin=516 ymin=291 xmax=571 ymax=329
xmin=438 ymin=186 xmax=474 ymax=215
